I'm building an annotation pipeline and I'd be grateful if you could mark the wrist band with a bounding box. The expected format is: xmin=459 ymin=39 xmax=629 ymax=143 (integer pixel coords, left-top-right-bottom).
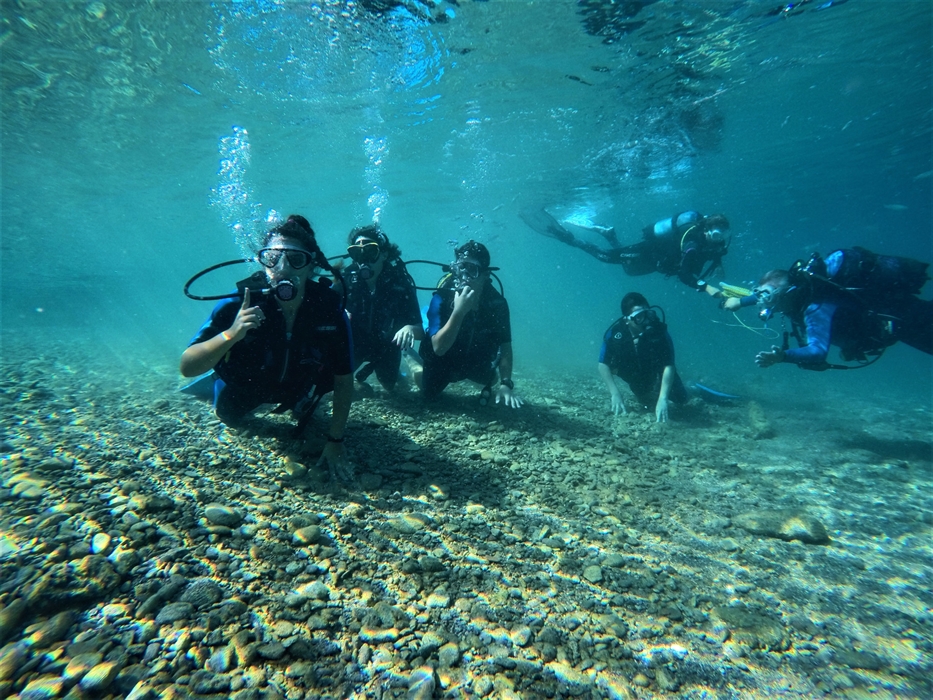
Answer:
xmin=221 ymin=331 xmax=233 ymax=342
xmin=326 ymin=436 xmax=344 ymax=443
xmin=500 ymin=378 xmax=514 ymax=390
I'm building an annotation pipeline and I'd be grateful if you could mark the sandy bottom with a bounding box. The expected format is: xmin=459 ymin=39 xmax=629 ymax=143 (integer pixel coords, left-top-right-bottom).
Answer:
xmin=1 ymin=337 xmax=930 ymax=699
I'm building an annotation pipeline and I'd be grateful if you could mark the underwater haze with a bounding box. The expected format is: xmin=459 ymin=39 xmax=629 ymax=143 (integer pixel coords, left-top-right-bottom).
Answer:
xmin=1 ymin=1 xmax=932 ymax=699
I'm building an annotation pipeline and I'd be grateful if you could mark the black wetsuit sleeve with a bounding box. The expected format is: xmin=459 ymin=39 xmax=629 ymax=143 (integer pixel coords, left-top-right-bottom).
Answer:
xmin=660 ymin=331 xmax=676 ymax=366
xmin=399 ymin=278 xmax=423 ymax=328
xmin=677 ymin=238 xmax=706 ymax=290
xmin=331 ymin=309 xmax=354 ymax=376
xmin=189 ymin=299 xmax=238 ymax=346
xmin=494 ymin=297 xmax=512 ymax=345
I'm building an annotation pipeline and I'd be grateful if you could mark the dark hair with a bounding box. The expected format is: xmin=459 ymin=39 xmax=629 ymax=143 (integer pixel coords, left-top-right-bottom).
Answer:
xmin=348 ymin=224 xmax=401 ymax=261
xmin=704 ymin=214 xmax=730 ymax=231
xmin=455 ymin=240 xmax=491 ymax=269
xmin=621 ymin=292 xmax=649 ymax=316
xmin=758 ymin=269 xmax=789 ymax=287
xmin=262 ymin=214 xmax=331 ymax=272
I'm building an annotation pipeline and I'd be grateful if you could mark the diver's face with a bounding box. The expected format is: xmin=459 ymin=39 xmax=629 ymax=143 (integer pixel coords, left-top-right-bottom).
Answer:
xmin=261 ymin=236 xmax=314 ymax=284
xmin=625 ymin=305 xmax=650 ymax=332
xmin=755 ymin=281 xmax=788 ymax=309
xmin=453 ymin=257 xmax=488 ymax=288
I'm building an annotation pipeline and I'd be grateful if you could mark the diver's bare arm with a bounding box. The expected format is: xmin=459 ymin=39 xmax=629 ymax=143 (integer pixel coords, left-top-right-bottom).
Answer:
xmin=598 ymin=362 xmax=622 ymax=400
xmin=180 ymin=335 xmax=237 ymax=378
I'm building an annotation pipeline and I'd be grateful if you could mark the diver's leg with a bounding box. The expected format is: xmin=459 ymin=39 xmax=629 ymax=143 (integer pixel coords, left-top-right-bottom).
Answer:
xmin=518 ymin=206 xmax=577 ymax=244
xmin=420 ymin=361 xmax=452 ymax=400
xmin=373 ymin=343 xmax=403 ymax=391
xmin=668 ymin=371 xmax=689 ymax=404
xmin=894 ymin=297 xmax=933 ymax=355
xmin=213 ymin=380 xmax=263 ymax=425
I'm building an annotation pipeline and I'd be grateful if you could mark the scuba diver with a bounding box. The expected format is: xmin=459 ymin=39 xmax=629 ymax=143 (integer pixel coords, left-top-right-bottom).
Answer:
xmin=180 ymin=214 xmax=353 ymax=472
xmin=723 ymin=247 xmax=932 ymax=370
xmin=415 ymin=240 xmax=523 ymax=407
xmin=336 ymin=225 xmax=423 ymax=393
xmin=519 ymin=207 xmax=730 ymax=296
xmin=598 ymin=292 xmax=688 ymax=422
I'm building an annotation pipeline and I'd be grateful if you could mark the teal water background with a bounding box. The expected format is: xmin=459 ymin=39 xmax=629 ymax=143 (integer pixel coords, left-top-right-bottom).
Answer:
xmin=1 ymin=0 xmax=930 ymax=403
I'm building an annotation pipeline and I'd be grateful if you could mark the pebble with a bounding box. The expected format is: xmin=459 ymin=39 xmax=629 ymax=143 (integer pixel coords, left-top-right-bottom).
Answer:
xmin=180 ymin=579 xmax=224 ymax=608
xmin=155 ymin=602 xmax=194 ymax=625
xmin=437 ymin=642 xmax=460 ymax=668
xmin=63 ymin=652 xmax=104 ymax=682
xmin=90 ymin=532 xmax=112 ymax=555
xmin=293 ymin=525 xmax=322 ymax=545
xmin=204 ymin=504 xmax=244 ymax=528
xmin=734 ymin=509 xmax=829 ymax=545
xmin=79 ymin=661 xmax=119 ymax=692
xmin=408 ymin=666 xmax=435 ymax=700
xmin=583 ymin=565 xmax=603 ymax=583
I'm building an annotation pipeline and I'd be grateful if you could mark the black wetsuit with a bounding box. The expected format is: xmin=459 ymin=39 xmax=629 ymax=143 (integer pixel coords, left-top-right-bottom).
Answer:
xmin=344 ymin=261 xmax=422 ymax=389
xmin=189 ymin=280 xmax=353 ymax=424
xmin=419 ymin=280 xmax=511 ymax=399
xmin=520 ymin=207 xmax=722 ymax=291
xmin=599 ymin=316 xmax=687 ymax=408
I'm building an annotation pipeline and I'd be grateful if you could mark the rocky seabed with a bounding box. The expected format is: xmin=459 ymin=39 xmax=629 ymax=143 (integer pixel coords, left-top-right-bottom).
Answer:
xmin=0 ymin=344 xmax=931 ymax=699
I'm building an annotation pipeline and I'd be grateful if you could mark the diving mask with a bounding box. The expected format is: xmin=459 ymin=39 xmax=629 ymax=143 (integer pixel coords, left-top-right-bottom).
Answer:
xmin=626 ymin=308 xmax=651 ymax=325
xmin=258 ymin=247 xmax=314 ymax=270
xmin=348 ymin=241 xmax=381 ymax=265
xmin=452 ymin=260 xmax=485 ymax=286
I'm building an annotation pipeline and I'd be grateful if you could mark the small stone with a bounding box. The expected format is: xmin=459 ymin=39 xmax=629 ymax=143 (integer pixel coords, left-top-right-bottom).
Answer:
xmin=293 ymin=526 xmax=322 ymax=545
xmin=90 ymin=532 xmax=112 ymax=555
xmin=510 ymin=626 xmax=533 ymax=647
xmin=438 ymin=642 xmax=460 ymax=668
xmin=419 ymin=556 xmax=445 ymax=572
xmin=206 ymin=645 xmax=236 ymax=673
xmin=204 ymin=504 xmax=244 ymax=528
xmin=0 ymin=598 xmax=26 ymax=646
xmin=297 ymin=581 xmax=330 ymax=601
xmin=64 ymin=652 xmax=104 ymax=682
xmin=583 ymin=565 xmax=603 ymax=583
xmin=632 ymin=673 xmax=650 ymax=687
xmin=19 ymin=676 xmax=64 ymax=699
xmin=0 ymin=642 xmax=28 ymax=682
xmin=155 ymin=602 xmax=194 ymax=625
xmin=79 ymin=661 xmax=119 ymax=692
xmin=428 ymin=484 xmax=448 ymax=501
xmin=408 ymin=666 xmax=435 ymax=700
xmin=603 ymin=553 xmax=625 ymax=568
xmin=272 ymin=621 xmax=295 ymax=638
xmin=257 ymin=641 xmax=286 ymax=660
xmin=474 ymin=675 xmax=494 ymax=697
xmin=180 ymin=579 xmax=224 ymax=608
xmin=734 ymin=509 xmax=829 ymax=545
xmin=426 ymin=593 xmax=450 ymax=608
xmin=191 ymin=669 xmax=232 ymax=694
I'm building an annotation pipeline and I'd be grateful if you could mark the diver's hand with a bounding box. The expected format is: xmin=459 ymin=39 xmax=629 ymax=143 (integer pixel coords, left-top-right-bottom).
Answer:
xmin=393 ymin=324 xmax=418 ymax=349
xmin=655 ymin=397 xmax=670 ymax=423
xmin=722 ymin=297 xmax=742 ymax=311
xmin=317 ymin=441 xmax=355 ymax=481
xmin=227 ymin=288 xmax=264 ymax=342
xmin=495 ymin=385 xmax=524 ymax=409
xmin=755 ymin=345 xmax=785 ymax=368
xmin=610 ymin=392 xmax=626 ymax=416
xmin=452 ymin=286 xmax=479 ymax=315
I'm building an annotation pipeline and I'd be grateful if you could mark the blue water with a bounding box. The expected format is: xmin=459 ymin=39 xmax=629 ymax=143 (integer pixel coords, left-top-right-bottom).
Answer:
xmin=2 ymin=2 xmax=929 ymax=405
xmin=1 ymin=3 xmax=931 ymax=697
